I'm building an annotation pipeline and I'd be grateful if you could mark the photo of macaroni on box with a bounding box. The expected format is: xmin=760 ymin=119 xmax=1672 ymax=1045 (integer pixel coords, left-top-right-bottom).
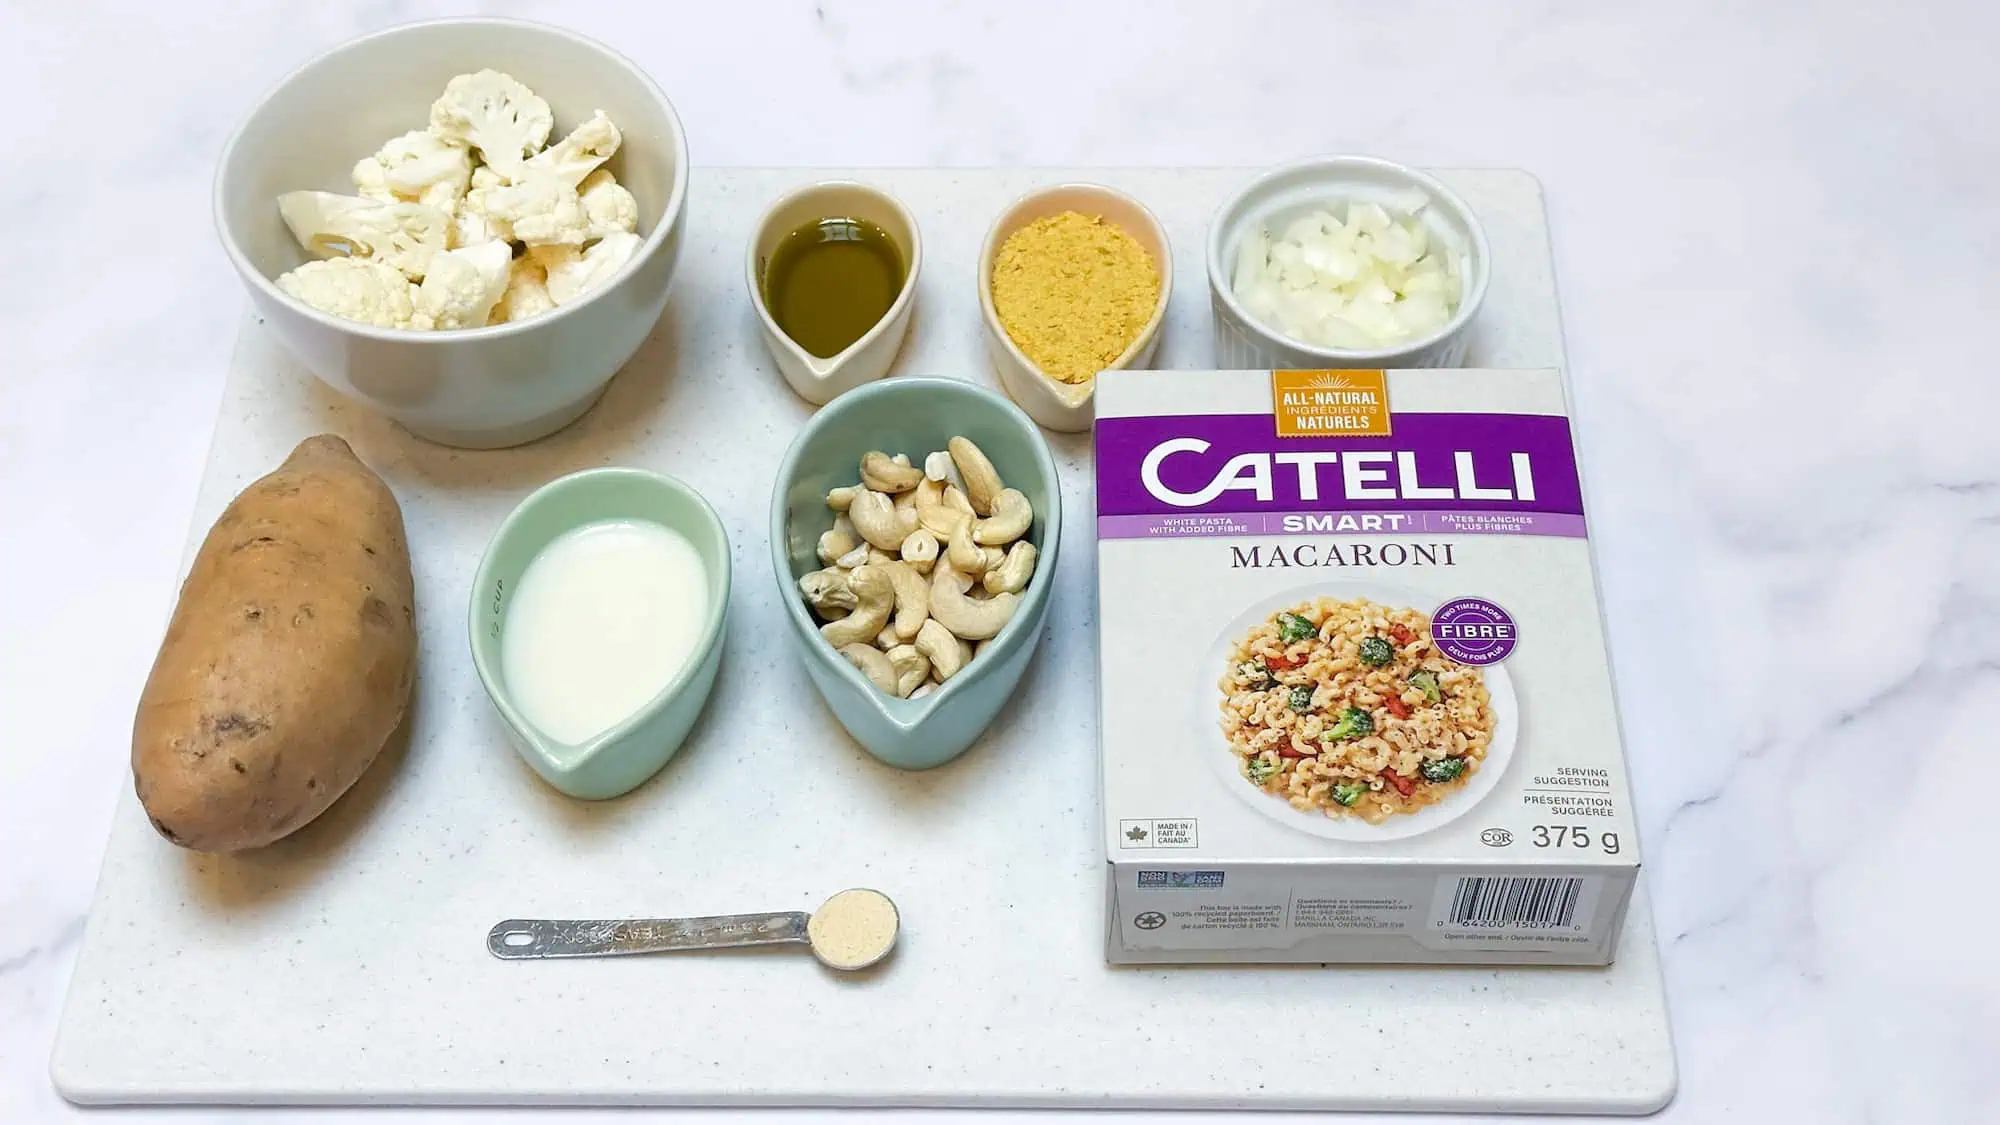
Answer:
xmin=1093 ymin=368 xmax=1641 ymax=966
xmin=1219 ymin=595 xmax=1495 ymax=822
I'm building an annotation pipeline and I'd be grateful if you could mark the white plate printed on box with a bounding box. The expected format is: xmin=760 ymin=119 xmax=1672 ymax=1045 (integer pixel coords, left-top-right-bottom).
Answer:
xmin=51 ymin=168 xmax=1675 ymax=1114
xmin=1195 ymin=579 xmax=1519 ymax=843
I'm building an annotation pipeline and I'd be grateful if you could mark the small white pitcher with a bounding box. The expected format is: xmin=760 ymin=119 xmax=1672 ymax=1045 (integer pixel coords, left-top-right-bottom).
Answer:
xmin=746 ymin=181 xmax=923 ymax=406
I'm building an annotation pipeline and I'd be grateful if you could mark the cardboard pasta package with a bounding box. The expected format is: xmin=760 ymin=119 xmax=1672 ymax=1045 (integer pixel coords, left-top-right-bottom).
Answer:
xmin=1094 ymin=368 xmax=1641 ymax=966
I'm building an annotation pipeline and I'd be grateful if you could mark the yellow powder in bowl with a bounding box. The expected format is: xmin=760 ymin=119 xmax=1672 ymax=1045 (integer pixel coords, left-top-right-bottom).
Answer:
xmin=990 ymin=211 xmax=1161 ymax=385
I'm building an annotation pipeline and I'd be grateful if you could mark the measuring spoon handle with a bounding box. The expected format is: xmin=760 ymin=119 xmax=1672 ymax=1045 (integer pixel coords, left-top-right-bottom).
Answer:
xmin=488 ymin=911 xmax=811 ymax=959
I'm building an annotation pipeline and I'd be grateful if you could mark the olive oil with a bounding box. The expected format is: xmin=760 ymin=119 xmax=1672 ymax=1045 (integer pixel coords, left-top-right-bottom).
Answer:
xmin=762 ymin=217 xmax=905 ymax=358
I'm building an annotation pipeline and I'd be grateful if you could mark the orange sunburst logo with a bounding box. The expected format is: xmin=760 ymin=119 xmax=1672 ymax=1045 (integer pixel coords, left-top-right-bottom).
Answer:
xmin=1272 ymin=369 xmax=1392 ymax=437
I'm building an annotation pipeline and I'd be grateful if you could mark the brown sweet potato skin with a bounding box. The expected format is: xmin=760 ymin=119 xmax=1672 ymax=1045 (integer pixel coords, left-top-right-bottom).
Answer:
xmin=132 ymin=435 xmax=416 ymax=852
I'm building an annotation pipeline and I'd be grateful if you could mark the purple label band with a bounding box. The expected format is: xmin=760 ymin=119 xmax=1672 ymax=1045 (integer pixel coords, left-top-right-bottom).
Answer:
xmin=1097 ymin=510 xmax=1588 ymax=540
xmin=1095 ymin=412 xmax=1585 ymax=518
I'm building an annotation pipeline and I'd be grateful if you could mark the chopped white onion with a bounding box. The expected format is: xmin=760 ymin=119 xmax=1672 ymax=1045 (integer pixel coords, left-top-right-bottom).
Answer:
xmin=1230 ymin=198 xmax=1462 ymax=350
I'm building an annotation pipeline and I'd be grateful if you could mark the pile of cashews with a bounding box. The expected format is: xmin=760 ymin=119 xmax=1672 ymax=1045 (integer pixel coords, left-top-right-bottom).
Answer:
xmin=797 ymin=436 xmax=1040 ymax=700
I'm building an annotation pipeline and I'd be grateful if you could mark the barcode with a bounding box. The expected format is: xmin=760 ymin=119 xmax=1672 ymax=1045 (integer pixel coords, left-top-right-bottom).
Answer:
xmin=1447 ymin=876 xmax=1585 ymax=928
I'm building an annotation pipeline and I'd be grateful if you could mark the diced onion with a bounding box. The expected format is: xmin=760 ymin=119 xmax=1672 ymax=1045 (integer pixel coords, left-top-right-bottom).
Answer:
xmin=1230 ymin=198 xmax=1462 ymax=350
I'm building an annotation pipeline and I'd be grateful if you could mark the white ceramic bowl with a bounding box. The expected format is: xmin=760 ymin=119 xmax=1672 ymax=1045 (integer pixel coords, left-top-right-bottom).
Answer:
xmin=977 ymin=184 xmax=1172 ymax=433
xmin=746 ymin=181 xmax=922 ymax=406
xmin=214 ymin=18 xmax=691 ymax=449
xmin=1206 ymin=156 xmax=1490 ymax=371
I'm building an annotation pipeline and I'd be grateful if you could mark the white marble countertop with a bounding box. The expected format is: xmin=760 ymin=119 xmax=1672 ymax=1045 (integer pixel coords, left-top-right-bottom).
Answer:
xmin=2 ymin=1 xmax=1995 ymax=1122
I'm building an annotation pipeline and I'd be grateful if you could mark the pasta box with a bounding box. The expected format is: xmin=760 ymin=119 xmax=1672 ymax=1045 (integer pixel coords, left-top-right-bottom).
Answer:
xmin=1092 ymin=368 xmax=1642 ymax=966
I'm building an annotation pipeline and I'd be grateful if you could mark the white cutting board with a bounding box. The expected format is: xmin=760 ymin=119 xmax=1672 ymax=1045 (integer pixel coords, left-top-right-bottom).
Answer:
xmin=51 ymin=168 xmax=1676 ymax=1113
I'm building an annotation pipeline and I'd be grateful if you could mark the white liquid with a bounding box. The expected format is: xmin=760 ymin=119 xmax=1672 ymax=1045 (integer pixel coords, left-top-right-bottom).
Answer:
xmin=500 ymin=519 xmax=710 ymax=745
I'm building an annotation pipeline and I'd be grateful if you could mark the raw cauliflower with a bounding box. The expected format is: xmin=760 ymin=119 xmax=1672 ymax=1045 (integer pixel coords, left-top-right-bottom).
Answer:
xmin=478 ymin=172 xmax=591 ymax=247
xmin=276 ymin=258 xmax=416 ymax=328
xmin=539 ymin=231 xmax=643 ymax=306
xmin=449 ymin=203 xmax=503 ymax=250
xmin=491 ymin=256 xmax=557 ymax=325
xmin=453 ymin=166 xmax=511 ymax=245
xmin=351 ymin=130 xmax=473 ymax=212
xmin=523 ymin=111 xmax=621 ymax=187
xmin=271 ymin=71 xmax=632 ymax=331
xmin=429 ymin=70 xmax=553 ymax=179
xmin=277 ymin=191 xmax=449 ymax=280
xmin=578 ymin=170 xmax=639 ymax=239
xmin=411 ymin=241 xmax=513 ymax=330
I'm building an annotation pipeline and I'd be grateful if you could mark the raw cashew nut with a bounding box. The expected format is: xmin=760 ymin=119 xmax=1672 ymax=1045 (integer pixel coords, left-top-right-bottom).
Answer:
xmin=834 ymin=542 xmax=870 ymax=569
xmin=880 ymin=560 xmax=929 ymax=641
xmin=914 ymin=479 xmax=954 ymax=538
xmin=867 ymin=546 xmax=898 ymax=566
xmin=886 ymin=644 xmax=931 ymax=697
xmin=909 ymin=680 xmax=939 ymax=700
xmin=983 ymin=541 xmax=1038 ymax=595
xmin=838 ymin=643 xmax=898 ymax=694
xmin=820 ymin=565 xmax=894 ymax=647
xmin=900 ymin=528 xmax=939 ymax=572
xmin=914 ymin=618 xmax=969 ymax=681
xmin=948 ymin=436 xmax=1003 ymax=516
xmin=929 ymin=558 xmax=1019 ymax=640
xmin=800 ymin=566 xmax=859 ymax=619
xmin=958 ymin=634 xmax=976 ymax=666
xmin=893 ymin=488 xmax=921 ymax=537
xmin=919 ymin=480 xmax=978 ymax=537
xmin=848 ymin=489 xmax=908 ymax=551
xmin=946 ymin=519 xmax=989 ymax=575
xmin=923 ymin=450 xmax=957 ymax=483
xmin=972 ymin=489 xmax=1032 ymax=546
xmin=981 ymin=546 xmax=1006 ymax=571
xmin=861 ymin=451 xmax=924 ymax=493
xmin=827 ymin=485 xmax=861 ymax=511
xmin=875 ymin=623 xmax=900 ymax=650
xmin=817 ymin=515 xmax=857 ymax=565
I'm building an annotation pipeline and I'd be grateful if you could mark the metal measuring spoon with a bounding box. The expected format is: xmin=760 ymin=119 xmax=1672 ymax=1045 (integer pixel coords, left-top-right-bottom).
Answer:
xmin=486 ymin=887 xmax=900 ymax=971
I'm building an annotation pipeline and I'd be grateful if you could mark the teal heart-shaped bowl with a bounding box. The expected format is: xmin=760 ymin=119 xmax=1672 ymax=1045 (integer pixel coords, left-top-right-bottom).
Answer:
xmin=470 ymin=467 xmax=731 ymax=799
xmin=770 ymin=377 xmax=1061 ymax=769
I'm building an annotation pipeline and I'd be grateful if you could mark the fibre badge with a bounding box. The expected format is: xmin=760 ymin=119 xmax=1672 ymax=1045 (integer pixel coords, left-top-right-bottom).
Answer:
xmin=1430 ymin=597 xmax=1518 ymax=666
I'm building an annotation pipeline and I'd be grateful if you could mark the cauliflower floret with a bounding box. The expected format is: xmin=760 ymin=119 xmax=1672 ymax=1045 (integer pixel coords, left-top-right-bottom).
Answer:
xmin=276 ymin=258 xmax=416 ymax=328
xmin=411 ymin=241 xmax=513 ymax=330
xmin=540 ymin=231 xmax=643 ymax=306
xmin=428 ymin=70 xmax=553 ymax=179
xmin=277 ymin=190 xmax=449 ymax=280
xmin=450 ymin=204 xmax=502 ymax=249
xmin=455 ymin=166 xmax=512 ymax=245
xmin=578 ymin=169 xmax=639 ymax=238
xmin=352 ymin=129 xmax=473 ymax=213
xmin=477 ymin=172 xmax=590 ymax=247
xmin=522 ymin=111 xmax=621 ymax=188
xmin=351 ymin=157 xmax=395 ymax=203
xmin=528 ymin=242 xmax=578 ymax=271
xmin=491 ymin=256 xmax=557 ymax=325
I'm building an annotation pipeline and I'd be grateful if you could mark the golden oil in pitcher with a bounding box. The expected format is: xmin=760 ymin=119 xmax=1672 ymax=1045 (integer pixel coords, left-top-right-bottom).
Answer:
xmin=762 ymin=217 xmax=905 ymax=358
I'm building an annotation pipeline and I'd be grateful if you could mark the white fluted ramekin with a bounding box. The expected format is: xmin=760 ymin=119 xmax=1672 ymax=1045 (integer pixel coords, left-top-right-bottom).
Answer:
xmin=1207 ymin=155 xmax=1489 ymax=371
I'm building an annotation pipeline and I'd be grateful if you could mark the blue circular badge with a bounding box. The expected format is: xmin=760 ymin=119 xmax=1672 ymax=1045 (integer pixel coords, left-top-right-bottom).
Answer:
xmin=1430 ymin=597 xmax=1518 ymax=666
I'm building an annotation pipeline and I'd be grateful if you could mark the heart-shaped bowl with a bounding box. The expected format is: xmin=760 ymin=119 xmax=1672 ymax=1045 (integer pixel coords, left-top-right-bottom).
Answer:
xmin=768 ymin=377 xmax=1061 ymax=769
xmin=470 ymin=467 xmax=731 ymax=799
xmin=978 ymin=182 xmax=1172 ymax=433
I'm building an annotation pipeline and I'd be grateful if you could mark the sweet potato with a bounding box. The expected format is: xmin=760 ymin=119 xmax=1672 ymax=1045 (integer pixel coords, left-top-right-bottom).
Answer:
xmin=132 ymin=435 xmax=416 ymax=852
